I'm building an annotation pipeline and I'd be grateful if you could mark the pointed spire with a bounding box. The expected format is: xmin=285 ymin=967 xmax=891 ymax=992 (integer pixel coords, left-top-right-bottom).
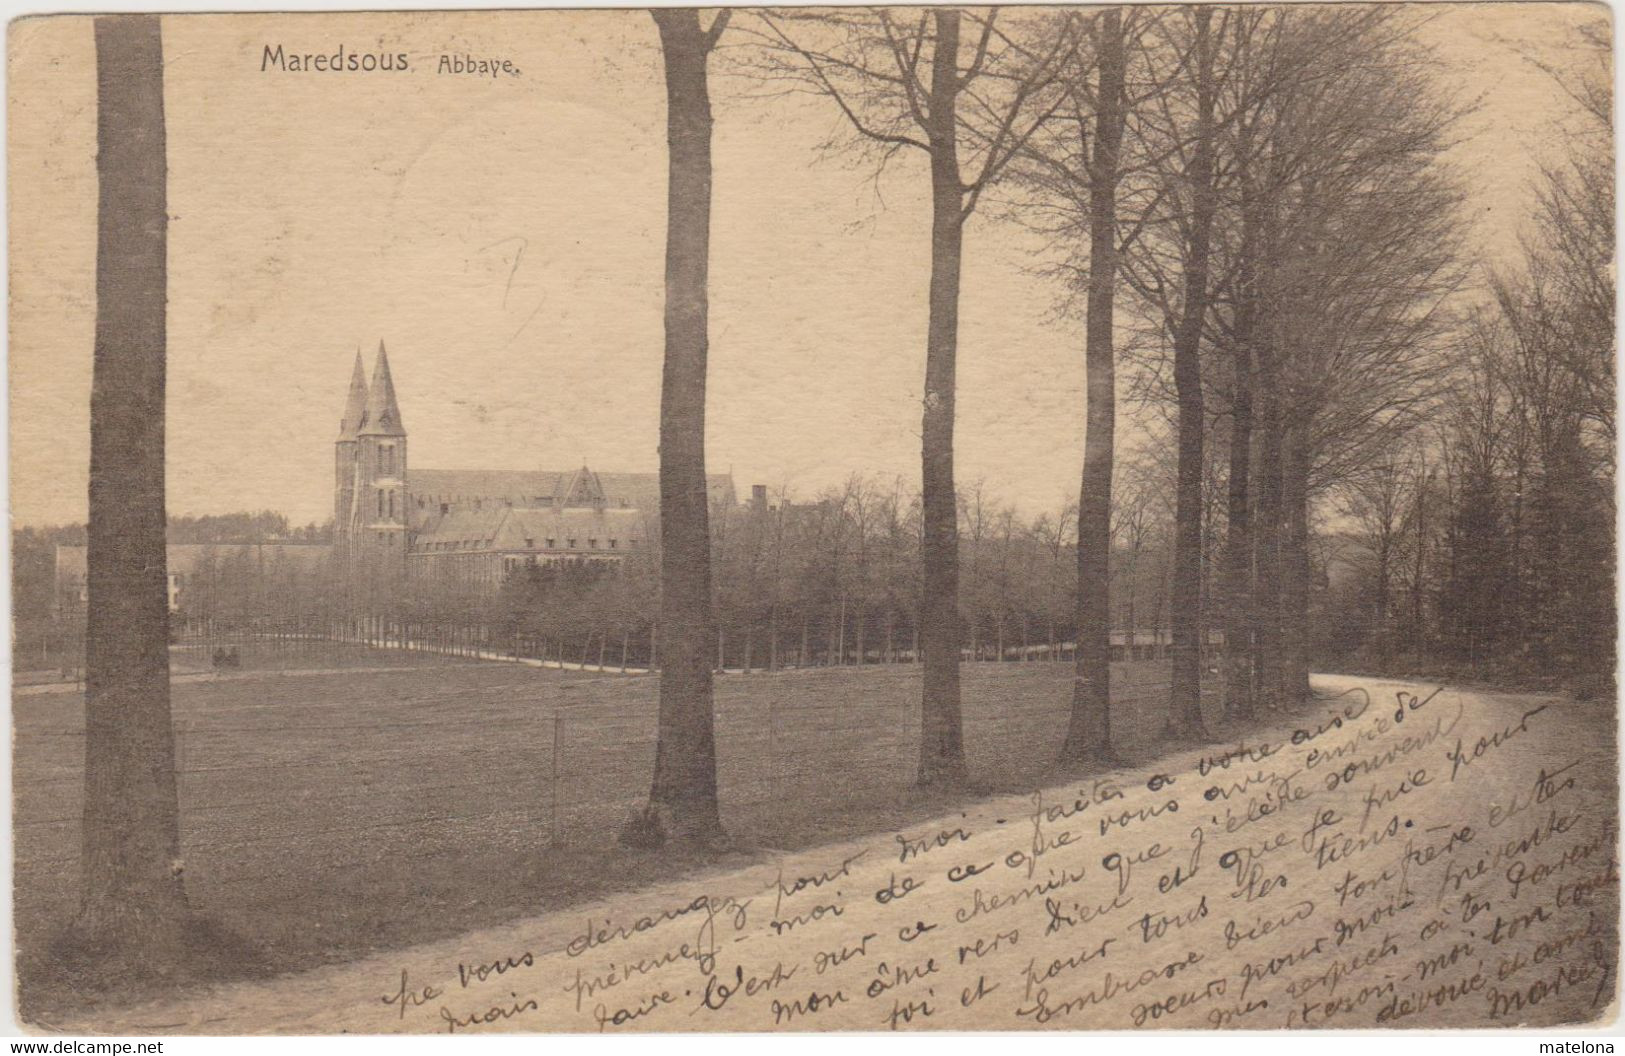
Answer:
xmin=358 ymin=339 xmax=406 ymax=437
xmin=337 ymin=349 xmax=369 ymax=442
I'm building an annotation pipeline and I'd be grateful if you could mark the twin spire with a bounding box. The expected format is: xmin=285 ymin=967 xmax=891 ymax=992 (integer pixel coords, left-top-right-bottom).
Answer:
xmin=337 ymin=352 xmax=368 ymax=442
xmin=337 ymin=340 xmax=406 ymax=441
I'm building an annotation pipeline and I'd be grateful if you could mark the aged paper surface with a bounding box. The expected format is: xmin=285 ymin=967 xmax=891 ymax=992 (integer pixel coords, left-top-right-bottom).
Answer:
xmin=7 ymin=4 xmax=1618 ymax=1035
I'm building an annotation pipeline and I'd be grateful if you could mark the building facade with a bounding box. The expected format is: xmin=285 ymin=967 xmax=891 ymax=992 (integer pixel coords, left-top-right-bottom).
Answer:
xmin=336 ymin=343 xmax=737 ymax=587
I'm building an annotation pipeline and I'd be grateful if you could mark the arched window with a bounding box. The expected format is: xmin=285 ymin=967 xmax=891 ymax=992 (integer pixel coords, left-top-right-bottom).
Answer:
xmin=388 ymin=491 xmax=396 ymax=519
xmin=377 ymin=490 xmax=385 ymax=518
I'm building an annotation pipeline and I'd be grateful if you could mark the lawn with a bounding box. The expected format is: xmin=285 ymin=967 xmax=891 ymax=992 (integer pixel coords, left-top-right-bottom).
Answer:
xmin=14 ymin=653 xmax=1206 ymax=1018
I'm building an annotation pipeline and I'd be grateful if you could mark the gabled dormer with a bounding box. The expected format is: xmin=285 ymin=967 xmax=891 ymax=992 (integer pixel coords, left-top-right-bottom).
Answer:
xmin=557 ymin=465 xmax=607 ymax=509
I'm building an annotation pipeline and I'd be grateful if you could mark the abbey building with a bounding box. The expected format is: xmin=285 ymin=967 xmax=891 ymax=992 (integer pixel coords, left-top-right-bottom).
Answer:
xmin=55 ymin=344 xmax=739 ymax=617
xmin=337 ymin=342 xmax=737 ymax=587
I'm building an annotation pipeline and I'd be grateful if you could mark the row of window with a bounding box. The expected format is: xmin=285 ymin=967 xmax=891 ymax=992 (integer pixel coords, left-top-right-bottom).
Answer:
xmin=534 ymin=537 xmax=617 ymax=550
xmin=421 ymin=537 xmax=621 ymax=553
xmin=502 ymin=555 xmax=620 ymax=571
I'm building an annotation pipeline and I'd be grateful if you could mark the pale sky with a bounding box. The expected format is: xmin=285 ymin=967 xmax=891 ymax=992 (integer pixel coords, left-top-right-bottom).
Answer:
xmin=6 ymin=3 xmax=1610 ymax=528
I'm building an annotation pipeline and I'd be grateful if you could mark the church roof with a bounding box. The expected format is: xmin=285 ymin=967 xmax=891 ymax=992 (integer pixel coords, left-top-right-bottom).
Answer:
xmin=407 ymin=468 xmax=736 ymax=513
xmin=411 ymin=505 xmax=648 ymax=552
xmin=358 ymin=340 xmax=406 ymax=437
xmin=337 ymin=350 xmax=369 ymax=442
xmin=410 ymin=469 xmax=565 ymax=507
xmin=409 ymin=507 xmax=510 ymax=548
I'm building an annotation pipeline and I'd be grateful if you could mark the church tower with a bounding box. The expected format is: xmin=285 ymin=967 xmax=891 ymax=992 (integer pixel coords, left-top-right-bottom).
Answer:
xmin=334 ymin=350 xmax=369 ymax=557
xmin=354 ymin=341 xmax=409 ymax=559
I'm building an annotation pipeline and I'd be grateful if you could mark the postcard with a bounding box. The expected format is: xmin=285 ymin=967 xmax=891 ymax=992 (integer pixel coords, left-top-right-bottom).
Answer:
xmin=8 ymin=4 xmax=1617 ymax=1034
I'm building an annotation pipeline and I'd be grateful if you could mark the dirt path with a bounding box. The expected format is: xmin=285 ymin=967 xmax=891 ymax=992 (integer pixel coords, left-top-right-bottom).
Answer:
xmin=42 ymin=675 xmax=1619 ymax=1034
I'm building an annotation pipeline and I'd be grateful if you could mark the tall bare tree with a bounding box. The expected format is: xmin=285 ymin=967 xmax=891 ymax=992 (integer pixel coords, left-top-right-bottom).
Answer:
xmin=1056 ymin=8 xmax=1129 ymax=763
xmin=1217 ymin=143 xmax=1260 ymax=717
xmin=641 ymin=7 xmax=731 ymax=846
xmin=753 ymin=8 xmax=1066 ymax=785
xmin=79 ymin=13 xmax=190 ymax=951
xmin=1165 ymin=7 xmax=1219 ymax=738
xmin=1520 ymin=21 xmax=1613 ymax=447
xmin=1268 ymin=24 xmax=1464 ymax=702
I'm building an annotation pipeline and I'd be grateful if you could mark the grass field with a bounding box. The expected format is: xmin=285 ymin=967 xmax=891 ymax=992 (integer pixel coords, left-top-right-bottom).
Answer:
xmin=14 ymin=650 xmax=1213 ymax=1017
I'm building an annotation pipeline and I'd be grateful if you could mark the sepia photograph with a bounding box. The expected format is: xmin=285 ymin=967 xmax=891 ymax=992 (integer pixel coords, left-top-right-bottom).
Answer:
xmin=5 ymin=0 xmax=1619 ymax=1037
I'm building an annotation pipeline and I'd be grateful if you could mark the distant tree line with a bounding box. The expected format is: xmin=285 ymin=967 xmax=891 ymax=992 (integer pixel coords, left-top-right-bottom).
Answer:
xmin=166 ymin=511 xmax=329 ymax=544
xmin=122 ymin=472 xmax=1187 ymax=674
xmin=11 ymin=514 xmax=330 ymax=629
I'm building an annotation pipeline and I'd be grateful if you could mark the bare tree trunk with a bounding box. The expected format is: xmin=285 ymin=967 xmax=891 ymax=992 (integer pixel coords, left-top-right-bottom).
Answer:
xmin=1253 ymin=341 xmax=1284 ymax=711
xmin=1223 ymin=194 xmax=1259 ymax=718
xmin=1223 ymin=346 xmax=1255 ymax=718
xmin=1169 ymin=8 xmax=1217 ymax=739
xmin=79 ymin=13 xmax=190 ymax=946
xmin=1374 ymin=526 xmax=1392 ymax=664
xmin=1126 ymin=558 xmax=1138 ymax=651
xmin=643 ymin=8 xmax=728 ymax=845
xmin=1281 ymin=429 xmax=1312 ymax=702
xmin=917 ymin=9 xmax=968 ymax=787
xmin=1411 ymin=465 xmax=1427 ymax=644
xmin=1063 ymin=7 xmax=1126 ymax=765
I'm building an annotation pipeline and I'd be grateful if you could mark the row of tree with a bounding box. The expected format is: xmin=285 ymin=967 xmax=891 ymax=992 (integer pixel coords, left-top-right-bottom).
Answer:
xmin=725 ymin=6 xmax=1469 ymax=784
xmin=647 ymin=5 xmax=1609 ymax=842
xmin=1329 ymin=22 xmax=1613 ymax=687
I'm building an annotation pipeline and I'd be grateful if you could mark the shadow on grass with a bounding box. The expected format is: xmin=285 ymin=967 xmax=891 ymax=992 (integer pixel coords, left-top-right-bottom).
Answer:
xmin=23 ymin=914 xmax=271 ymax=1030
